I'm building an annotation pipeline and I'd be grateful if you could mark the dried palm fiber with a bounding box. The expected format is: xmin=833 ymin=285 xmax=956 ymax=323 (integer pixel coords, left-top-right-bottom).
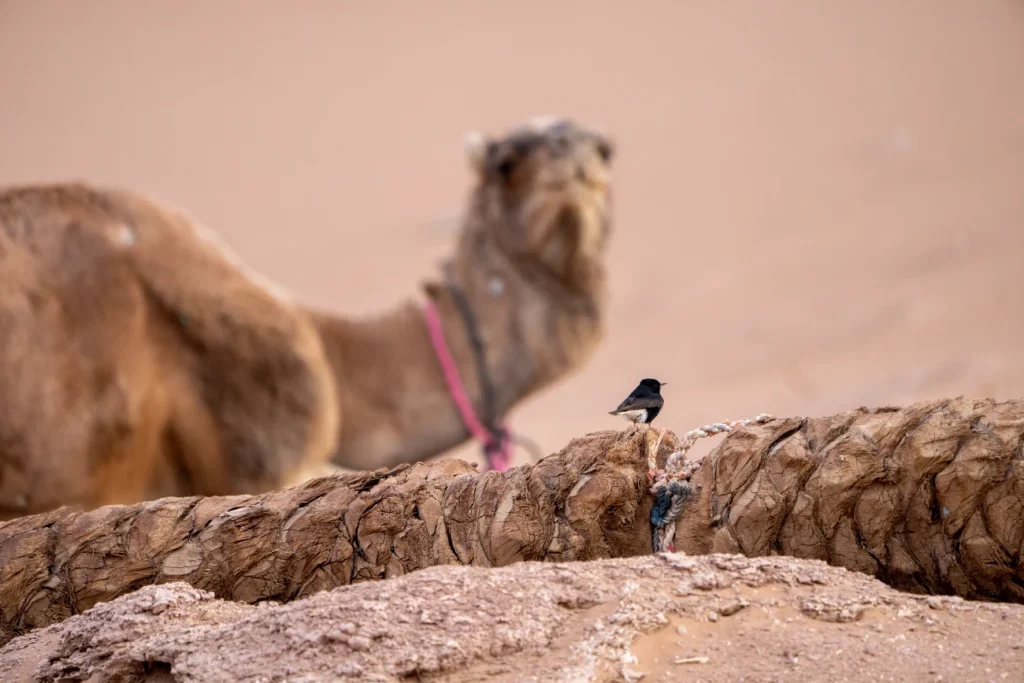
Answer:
xmin=2 ymin=396 xmax=1022 ymax=648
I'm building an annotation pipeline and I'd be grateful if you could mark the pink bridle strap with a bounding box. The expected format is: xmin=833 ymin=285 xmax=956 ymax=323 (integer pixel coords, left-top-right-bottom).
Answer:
xmin=422 ymin=297 xmax=513 ymax=472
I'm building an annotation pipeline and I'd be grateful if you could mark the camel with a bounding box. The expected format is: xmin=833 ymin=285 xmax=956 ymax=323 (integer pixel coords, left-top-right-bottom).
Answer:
xmin=3 ymin=397 xmax=1023 ymax=648
xmin=0 ymin=116 xmax=616 ymax=520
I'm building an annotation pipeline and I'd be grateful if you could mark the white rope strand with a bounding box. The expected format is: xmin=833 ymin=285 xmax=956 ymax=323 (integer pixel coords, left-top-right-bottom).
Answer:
xmin=648 ymin=413 xmax=774 ymax=552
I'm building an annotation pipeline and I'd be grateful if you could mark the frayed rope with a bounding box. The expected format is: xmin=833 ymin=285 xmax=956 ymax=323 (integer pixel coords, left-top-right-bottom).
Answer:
xmin=648 ymin=413 xmax=773 ymax=553
xmin=649 ymin=479 xmax=691 ymax=553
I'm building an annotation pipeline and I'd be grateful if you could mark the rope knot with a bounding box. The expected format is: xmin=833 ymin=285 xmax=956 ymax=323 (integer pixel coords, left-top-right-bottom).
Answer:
xmin=647 ymin=412 xmax=773 ymax=553
xmin=651 ymin=480 xmax=691 ymax=527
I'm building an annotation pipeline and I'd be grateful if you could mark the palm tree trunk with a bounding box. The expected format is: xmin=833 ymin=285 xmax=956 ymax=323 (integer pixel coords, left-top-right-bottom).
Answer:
xmin=671 ymin=395 xmax=1024 ymax=602
xmin=673 ymin=396 xmax=1024 ymax=602
xmin=2 ymin=396 xmax=1023 ymax=649
xmin=0 ymin=427 xmax=662 ymax=648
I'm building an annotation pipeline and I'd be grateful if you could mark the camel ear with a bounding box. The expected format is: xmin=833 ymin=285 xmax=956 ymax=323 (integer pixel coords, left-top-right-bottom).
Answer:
xmin=464 ymin=130 xmax=490 ymax=177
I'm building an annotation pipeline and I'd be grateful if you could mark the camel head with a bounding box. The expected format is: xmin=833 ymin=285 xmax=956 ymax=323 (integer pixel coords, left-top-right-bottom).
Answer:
xmin=460 ymin=116 xmax=615 ymax=293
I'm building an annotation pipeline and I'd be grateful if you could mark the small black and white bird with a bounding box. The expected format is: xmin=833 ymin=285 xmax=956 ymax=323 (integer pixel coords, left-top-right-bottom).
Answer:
xmin=608 ymin=378 xmax=667 ymax=425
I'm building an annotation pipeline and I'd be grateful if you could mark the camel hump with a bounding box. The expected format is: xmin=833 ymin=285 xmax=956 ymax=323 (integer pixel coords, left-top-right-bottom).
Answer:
xmin=0 ymin=182 xmax=170 ymax=513
xmin=0 ymin=180 xmax=313 ymax=363
xmin=104 ymin=185 xmax=341 ymax=490
xmin=0 ymin=182 xmax=339 ymax=503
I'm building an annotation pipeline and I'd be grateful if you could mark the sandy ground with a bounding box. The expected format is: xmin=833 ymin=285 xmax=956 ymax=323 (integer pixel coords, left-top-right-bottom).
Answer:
xmin=2 ymin=0 xmax=1022 ymax=469
xmin=3 ymin=553 xmax=1024 ymax=682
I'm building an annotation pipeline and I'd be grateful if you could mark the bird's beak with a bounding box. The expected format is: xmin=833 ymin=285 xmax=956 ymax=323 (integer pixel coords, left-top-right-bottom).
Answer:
xmin=660 ymin=382 xmax=668 ymax=386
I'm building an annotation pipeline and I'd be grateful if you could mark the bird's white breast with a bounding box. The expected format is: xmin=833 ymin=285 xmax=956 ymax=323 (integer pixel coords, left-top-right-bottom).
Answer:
xmin=619 ymin=409 xmax=648 ymax=424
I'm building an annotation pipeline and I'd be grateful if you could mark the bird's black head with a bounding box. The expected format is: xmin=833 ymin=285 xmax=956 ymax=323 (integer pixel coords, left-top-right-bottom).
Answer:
xmin=638 ymin=378 xmax=666 ymax=393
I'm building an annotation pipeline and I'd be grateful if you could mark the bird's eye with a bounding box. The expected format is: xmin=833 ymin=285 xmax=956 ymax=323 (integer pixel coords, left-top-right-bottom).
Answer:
xmin=595 ymin=139 xmax=614 ymax=163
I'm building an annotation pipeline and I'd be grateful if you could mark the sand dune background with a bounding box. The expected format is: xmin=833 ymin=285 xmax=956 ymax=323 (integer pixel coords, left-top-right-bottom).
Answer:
xmin=2 ymin=0 xmax=1022 ymax=468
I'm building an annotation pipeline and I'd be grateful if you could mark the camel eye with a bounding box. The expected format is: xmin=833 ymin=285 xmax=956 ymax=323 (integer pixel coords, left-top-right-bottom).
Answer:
xmin=492 ymin=140 xmax=531 ymax=181
xmin=495 ymin=157 xmax=516 ymax=179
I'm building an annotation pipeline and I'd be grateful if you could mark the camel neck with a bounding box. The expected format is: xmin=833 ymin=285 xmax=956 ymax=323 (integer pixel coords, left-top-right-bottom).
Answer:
xmin=307 ymin=247 xmax=605 ymax=472
xmin=305 ymin=282 xmax=520 ymax=471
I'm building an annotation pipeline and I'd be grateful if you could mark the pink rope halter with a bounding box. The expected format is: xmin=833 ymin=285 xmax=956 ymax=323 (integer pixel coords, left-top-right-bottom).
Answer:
xmin=422 ymin=297 xmax=513 ymax=472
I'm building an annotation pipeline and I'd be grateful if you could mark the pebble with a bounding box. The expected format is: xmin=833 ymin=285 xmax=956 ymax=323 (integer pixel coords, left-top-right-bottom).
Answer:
xmin=720 ymin=601 xmax=749 ymax=617
xmin=347 ymin=635 xmax=372 ymax=652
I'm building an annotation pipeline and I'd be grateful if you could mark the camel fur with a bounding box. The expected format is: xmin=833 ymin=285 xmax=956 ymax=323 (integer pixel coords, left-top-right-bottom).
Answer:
xmin=0 ymin=116 xmax=615 ymax=519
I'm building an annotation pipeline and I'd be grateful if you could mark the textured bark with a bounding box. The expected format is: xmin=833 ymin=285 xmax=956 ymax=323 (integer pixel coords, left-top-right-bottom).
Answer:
xmin=0 ymin=427 xmax=669 ymax=648
xmin=674 ymin=397 xmax=1024 ymax=602
xmin=3 ymin=397 xmax=1024 ymax=649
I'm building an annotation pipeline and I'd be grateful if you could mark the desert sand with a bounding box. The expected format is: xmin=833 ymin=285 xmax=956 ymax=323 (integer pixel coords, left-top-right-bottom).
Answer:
xmin=1 ymin=1 xmax=1023 ymax=680
xmin=4 ymin=555 xmax=1024 ymax=682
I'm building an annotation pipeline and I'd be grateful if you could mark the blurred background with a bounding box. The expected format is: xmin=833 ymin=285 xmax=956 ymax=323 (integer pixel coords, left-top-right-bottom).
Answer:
xmin=1 ymin=0 xmax=1022 ymax=467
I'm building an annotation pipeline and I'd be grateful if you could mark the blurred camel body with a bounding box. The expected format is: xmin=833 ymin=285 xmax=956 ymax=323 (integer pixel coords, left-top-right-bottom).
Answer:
xmin=0 ymin=117 xmax=616 ymax=519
